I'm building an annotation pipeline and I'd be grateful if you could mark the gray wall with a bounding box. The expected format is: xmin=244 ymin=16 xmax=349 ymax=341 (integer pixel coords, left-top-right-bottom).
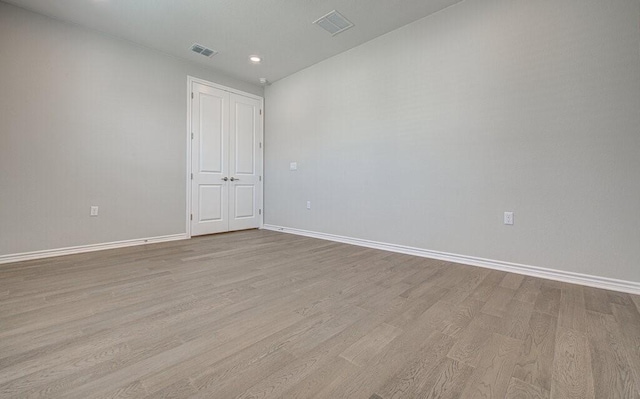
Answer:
xmin=0 ymin=2 xmax=262 ymax=256
xmin=264 ymin=0 xmax=640 ymax=283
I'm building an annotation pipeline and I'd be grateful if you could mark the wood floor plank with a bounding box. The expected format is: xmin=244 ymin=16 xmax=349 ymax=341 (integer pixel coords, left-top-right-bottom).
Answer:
xmin=357 ymin=282 xmax=413 ymax=312
xmin=385 ymin=288 xmax=449 ymax=330
xmin=512 ymin=311 xmax=557 ymax=392
xmin=513 ymin=277 xmax=542 ymax=304
xmin=459 ymin=332 xmax=522 ymax=399
xmin=279 ymin=357 xmax=357 ymax=399
xmin=611 ymin=303 xmax=640 ymax=395
xmin=558 ymin=283 xmax=587 ymax=332
xmin=583 ymin=286 xmax=614 ymax=315
xmin=143 ymin=309 xmax=327 ymax=396
xmin=503 ymin=299 xmax=536 ymax=340
xmin=339 ymin=323 xmax=402 ymax=367
xmin=107 ymin=380 xmax=148 ymax=399
xmin=586 ymin=310 xmax=639 ymax=399
xmin=143 ymin=379 xmax=196 ymax=399
xmin=481 ymin=286 xmax=517 ymax=318
xmin=534 ymin=285 xmax=561 ymax=317
xmin=0 ymin=291 xmax=233 ymax=379
xmin=373 ymin=330 xmax=455 ymax=398
xmin=61 ymin=309 xmax=305 ymax=399
xmin=313 ymin=298 xmax=454 ymax=398
xmin=188 ymin=345 xmax=296 ymax=399
xmin=632 ymin=295 xmax=640 ymax=314
xmin=468 ymin=270 xmax=507 ymax=302
xmin=472 ymin=298 xmax=535 ymax=342
xmin=216 ymin=309 xmax=393 ymax=399
xmin=550 ymin=326 xmax=595 ymax=399
xmin=284 ymin=306 xmax=371 ymax=357
xmin=418 ymin=358 xmax=474 ymax=399
xmin=501 ymin=273 xmax=525 ymax=290
xmin=0 ymin=230 xmax=639 ymax=398
xmin=3 ymin=336 xmax=184 ymax=399
xmin=446 ymin=317 xmax=494 ymax=368
xmin=439 ymin=268 xmax=488 ymax=304
xmin=436 ymin=297 xmax=484 ymax=338
xmin=505 ymin=377 xmax=549 ymax=399
xmin=608 ymin=291 xmax=635 ymax=307
xmin=322 ymin=330 xmax=454 ymax=399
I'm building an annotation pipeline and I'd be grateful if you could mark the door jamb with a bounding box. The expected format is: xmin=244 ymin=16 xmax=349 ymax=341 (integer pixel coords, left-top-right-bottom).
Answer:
xmin=186 ymin=75 xmax=264 ymax=239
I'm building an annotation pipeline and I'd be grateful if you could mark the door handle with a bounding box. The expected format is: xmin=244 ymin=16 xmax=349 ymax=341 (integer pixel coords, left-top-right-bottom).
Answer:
xmin=230 ymin=177 xmax=240 ymax=181
xmin=221 ymin=177 xmax=228 ymax=181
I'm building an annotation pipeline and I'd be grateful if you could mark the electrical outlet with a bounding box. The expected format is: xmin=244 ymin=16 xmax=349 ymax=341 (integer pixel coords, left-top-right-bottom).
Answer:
xmin=90 ymin=206 xmax=99 ymax=217
xmin=504 ymin=211 xmax=514 ymax=225
xmin=306 ymin=201 xmax=311 ymax=210
xmin=290 ymin=162 xmax=298 ymax=171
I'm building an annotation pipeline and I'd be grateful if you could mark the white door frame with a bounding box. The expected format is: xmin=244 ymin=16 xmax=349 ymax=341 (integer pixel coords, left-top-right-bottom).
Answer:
xmin=186 ymin=75 xmax=264 ymax=238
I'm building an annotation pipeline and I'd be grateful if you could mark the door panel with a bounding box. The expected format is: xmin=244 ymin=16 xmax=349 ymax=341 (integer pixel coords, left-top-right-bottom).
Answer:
xmin=191 ymin=82 xmax=229 ymax=236
xmin=234 ymin=101 xmax=256 ymax=174
xmin=233 ymin=185 xmax=255 ymax=218
xmin=229 ymin=93 xmax=262 ymax=231
xmin=199 ymin=94 xmax=224 ymax=173
xmin=198 ymin=185 xmax=223 ymax=221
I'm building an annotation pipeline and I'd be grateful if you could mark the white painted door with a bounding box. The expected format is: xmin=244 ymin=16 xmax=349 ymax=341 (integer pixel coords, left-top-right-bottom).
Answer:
xmin=229 ymin=93 xmax=262 ymax=231
xmin=190 ymin=80 xmax=262 ymax=236
xmin=191 ymin=83 xmax=229 ymax=236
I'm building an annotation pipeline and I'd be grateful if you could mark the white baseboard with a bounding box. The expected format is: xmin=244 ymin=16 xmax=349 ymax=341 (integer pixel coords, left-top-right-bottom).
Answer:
xmin=0 ymin=234 xmax=188 ymax=265
xmin=262 ymin=224 xmax=640 ymax=295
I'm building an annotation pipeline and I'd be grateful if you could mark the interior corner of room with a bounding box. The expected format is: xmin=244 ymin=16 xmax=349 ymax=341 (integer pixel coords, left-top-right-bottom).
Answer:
xmin=1 ymin=0 xmax=639 ymax=293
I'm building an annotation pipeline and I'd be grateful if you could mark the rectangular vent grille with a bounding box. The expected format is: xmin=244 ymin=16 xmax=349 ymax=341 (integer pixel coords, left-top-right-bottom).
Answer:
xmin=313 ymin=10 xmax=354 ymax=36
xmin=191 ymin=43 xmax=217 ymax=58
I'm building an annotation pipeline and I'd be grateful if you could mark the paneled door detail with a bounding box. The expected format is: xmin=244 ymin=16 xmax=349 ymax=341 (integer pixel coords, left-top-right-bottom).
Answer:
xmin=229 ymin=93 xmax=262 ymax=231
xmin=191 ymin=83 xmax=229 ymax=235
xmin=190 ymin=79 xmax=262 ymax=236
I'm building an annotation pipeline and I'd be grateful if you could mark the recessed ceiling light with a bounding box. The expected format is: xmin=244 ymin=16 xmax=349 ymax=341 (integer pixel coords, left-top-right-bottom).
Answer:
xmin=249 ymin=56 xmax=262 ymax=63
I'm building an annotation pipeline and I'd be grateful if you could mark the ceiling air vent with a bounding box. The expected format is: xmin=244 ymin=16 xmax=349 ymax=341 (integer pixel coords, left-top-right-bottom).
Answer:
xmin=313 ymin=10 xmax=354 ymax=36
xmin=190 ymin=43 xmax=217 ymax=58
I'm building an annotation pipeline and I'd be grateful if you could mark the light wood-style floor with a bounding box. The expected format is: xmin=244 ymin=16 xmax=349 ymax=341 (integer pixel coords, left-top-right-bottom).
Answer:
xmin=1 ymin=230 xmax=639 ymax=399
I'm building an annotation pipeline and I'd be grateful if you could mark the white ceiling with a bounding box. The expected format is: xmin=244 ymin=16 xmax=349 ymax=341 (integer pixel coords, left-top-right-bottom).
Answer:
xmin=4 ymin=0 xmax=463 ymax=85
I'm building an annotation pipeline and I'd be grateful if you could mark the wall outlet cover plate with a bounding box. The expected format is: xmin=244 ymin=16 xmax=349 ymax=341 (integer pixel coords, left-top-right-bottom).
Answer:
xmin=504 ymin=211 xmax=514 ymax=225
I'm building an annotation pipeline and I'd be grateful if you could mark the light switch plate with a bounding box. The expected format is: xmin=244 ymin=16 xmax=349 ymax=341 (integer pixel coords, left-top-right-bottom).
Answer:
xmin=90 ymin=206 xmax=99 ymax=217
xmin=290 ymin=162 xmax=297 ymax=171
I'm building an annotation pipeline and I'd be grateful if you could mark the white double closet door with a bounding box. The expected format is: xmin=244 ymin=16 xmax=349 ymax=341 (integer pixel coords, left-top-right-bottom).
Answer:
xmin=190 ymin=80 xmax=262 ymax=236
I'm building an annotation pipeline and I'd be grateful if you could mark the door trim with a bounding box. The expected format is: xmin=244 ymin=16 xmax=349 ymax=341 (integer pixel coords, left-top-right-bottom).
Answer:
xmin=186 ymin=76 xmax=264 ymax=238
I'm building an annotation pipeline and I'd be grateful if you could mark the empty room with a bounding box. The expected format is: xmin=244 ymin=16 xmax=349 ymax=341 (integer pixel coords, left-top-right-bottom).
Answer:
xmin=1 ymin=0 xmax=639 ymax=398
